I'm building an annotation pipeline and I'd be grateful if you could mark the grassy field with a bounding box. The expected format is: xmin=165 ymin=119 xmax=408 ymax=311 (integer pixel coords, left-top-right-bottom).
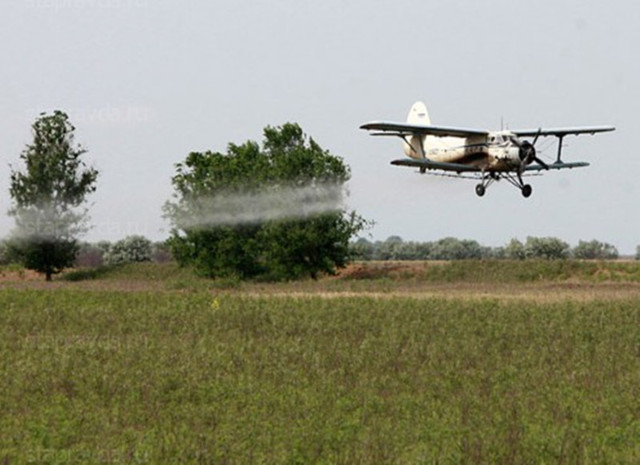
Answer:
xmin=1 ymin=261 xmax=640 ymax=464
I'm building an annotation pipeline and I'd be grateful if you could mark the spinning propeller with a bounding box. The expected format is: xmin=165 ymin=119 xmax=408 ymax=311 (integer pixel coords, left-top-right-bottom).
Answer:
xmin=514 ymin=129 xmax=549 ymax=171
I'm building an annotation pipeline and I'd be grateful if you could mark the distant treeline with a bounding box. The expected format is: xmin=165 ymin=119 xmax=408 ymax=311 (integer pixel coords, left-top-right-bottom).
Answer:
xmin=351 ymin=236 xmax=623 ymax=261
xmin=0 ymin=235 xmax=629 ymax=268
xmin=0 ymin=236 xmax=171 ymax=268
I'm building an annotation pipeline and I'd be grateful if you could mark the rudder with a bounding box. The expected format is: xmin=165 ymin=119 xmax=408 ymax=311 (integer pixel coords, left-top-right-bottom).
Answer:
xmin=404 ymin=101 xmax=430 ymax=158
xmin=407 ymin=101 xmax=431 ymax=125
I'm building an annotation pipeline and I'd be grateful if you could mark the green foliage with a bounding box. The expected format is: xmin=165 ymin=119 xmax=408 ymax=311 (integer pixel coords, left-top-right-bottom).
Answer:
xmin=165 ymin=123 xmax=366 ymax=280
xmin=430 ymin=237 xmax=489 ymax=260
xmin=572 ymin=240 xmax=619 ymax=259
xmin=350 ymin=237 xmax=376 ymax=260
xmin=104 ymin=235 xmax=153 ymax=266
xmin=0 ymin=240 xmax=21 ymax=266
xmin=8 ymin=111 xmax=98 ymax=280
xmin=353 ymin=236 xmax=493 ymax=261
xmin=524 ymin=236 xmax=570 ymax=260
xmin=62 ymin=266 xmax=112 ymax=282
xmin=504 ymin=238 xmax=526 ymax=260
xmin=353 ymin=236 xmax=595 ymax=261
xmin=2 ymin=290 xmax=640 ymax=463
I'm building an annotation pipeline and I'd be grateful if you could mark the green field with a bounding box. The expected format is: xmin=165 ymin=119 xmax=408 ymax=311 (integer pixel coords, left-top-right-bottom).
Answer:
xmin=1 ymin=261 xmax=640 ymax=464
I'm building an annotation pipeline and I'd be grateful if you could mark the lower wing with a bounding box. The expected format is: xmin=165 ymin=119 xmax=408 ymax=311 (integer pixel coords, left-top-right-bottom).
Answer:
xmin=391 ymin=158 xmax=481 ymax=172
xmin=391 ymin=158 xmax=589 ymax=172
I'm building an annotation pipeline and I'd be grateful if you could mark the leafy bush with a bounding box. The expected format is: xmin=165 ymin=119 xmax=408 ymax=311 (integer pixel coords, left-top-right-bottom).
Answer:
xmin=0 ymin=240 xmax=21 ymax=266
xmin=524 ymin=237 xmax=570 ymax=260
xmin=572 ymin=240 xmax=619 ymax=259
xmin=104 ymin=235 xmax=153 ymax=266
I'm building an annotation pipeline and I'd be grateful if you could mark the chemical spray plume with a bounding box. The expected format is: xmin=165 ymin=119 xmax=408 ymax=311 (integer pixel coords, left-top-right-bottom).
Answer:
xmin=173 ymin=182 xmax=346 ymax=229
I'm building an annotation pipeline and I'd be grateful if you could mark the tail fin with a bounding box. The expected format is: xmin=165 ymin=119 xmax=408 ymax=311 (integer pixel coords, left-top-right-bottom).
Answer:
xmin=404 ymin=101 xmax=430 ymax=159
xmin=407 ymin=101 xmax=431 ymax=125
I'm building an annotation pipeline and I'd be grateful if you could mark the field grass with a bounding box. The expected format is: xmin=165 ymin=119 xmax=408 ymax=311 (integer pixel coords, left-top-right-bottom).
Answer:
xmin=1 ymin=261 xmax=640 ymax=463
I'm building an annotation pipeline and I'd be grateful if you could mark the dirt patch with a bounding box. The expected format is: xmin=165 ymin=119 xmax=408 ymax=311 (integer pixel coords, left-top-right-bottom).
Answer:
xmin=0 ymin=268 xmax=44 ymax=282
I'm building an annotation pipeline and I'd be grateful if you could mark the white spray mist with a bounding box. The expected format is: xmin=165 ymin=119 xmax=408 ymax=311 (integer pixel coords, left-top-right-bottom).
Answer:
xmin=173 ymin=182 xmax=346 ymax=229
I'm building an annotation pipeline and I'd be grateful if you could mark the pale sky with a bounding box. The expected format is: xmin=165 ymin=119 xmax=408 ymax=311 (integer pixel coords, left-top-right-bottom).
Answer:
xmin=1 ymin=0 xmax=637 ymax=252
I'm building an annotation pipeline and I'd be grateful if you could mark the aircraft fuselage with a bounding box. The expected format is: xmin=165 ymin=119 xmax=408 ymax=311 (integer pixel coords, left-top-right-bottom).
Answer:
xmin=404 ymin=131 xmax=525 ymax=172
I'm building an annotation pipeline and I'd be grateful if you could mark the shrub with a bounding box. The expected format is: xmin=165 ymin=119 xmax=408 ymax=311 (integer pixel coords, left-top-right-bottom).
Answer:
xmin=524 ymin=237 xmax=570 ymax=260
xmin=104 ymin=236 xmax=153 ymax=266
xmin=572 ymin=240 xmax=619 ymax=260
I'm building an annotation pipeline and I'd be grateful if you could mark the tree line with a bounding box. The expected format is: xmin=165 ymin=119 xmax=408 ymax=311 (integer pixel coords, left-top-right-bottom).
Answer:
xmin=351 ymin=236 xmax=622 ymax=261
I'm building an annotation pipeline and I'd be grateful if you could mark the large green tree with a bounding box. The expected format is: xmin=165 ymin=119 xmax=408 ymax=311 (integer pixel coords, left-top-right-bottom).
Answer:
xmin=9 ymin=111 xmax=98 ymax=281
xmin=164 ymin=123 xmax=366 ymax=280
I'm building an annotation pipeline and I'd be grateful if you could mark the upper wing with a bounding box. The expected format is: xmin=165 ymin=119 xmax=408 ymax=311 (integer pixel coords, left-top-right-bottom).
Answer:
xmin=523 ymin=161 xmax=589 ymax=171
xmin=360 ymin=121 xmax=489 ymax=138
xmin=391 ymin=158 xmax=482 ymax=172
xmin=512 ymin=126 xmax=615 ymax=138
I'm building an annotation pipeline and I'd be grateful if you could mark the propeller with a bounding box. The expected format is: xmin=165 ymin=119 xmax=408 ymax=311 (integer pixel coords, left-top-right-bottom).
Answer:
xmin=514 ymin=129 xmax=549 ymax=170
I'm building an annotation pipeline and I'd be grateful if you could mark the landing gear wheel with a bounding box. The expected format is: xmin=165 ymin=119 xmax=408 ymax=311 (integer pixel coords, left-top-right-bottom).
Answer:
xmin=521 ymin=184 xmax=532 ymax=198
xmin=475 ymin=184 xmax=486 ymax=197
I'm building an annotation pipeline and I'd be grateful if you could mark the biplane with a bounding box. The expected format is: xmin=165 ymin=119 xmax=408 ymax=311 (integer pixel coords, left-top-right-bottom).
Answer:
xmin=360 ymin=102 xmax=615 ymax=197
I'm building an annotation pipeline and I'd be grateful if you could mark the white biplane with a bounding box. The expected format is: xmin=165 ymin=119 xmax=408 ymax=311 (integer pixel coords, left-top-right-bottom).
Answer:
xmin=361 ymin=102 xmax=614 ymax=197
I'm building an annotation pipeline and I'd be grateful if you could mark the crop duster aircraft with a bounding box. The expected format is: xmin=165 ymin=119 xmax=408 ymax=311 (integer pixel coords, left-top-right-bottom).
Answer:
xmin=360 ymin=102 xmax=615 ymax=197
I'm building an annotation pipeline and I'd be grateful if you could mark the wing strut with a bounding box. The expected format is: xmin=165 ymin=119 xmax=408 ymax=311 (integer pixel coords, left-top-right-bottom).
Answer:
xmin=556 ymin=135 xmax=565 ymax=164
xmin=400 ymin=135 xmax=426 ymax=159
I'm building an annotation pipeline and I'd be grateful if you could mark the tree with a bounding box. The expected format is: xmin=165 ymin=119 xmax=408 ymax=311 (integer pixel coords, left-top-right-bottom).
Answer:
xmin=572 ymin=240 xmax=619 ymax=260
xmin=164 ymin=123 xmax=366 ymax=280
xmin=350 ymin=238 xmax=375 ymax=260
xmin=504 ymin=238 xmax=526 ymax=260
xmin=524 ymin=236 xmax=570 ymax=260
xmin=430 ymin=237 xmax=487 ymax=260
xmin=373 ymin=236 xmax=405 ymax=260
xmin=8 ymin=111 xmax=98 ymax=281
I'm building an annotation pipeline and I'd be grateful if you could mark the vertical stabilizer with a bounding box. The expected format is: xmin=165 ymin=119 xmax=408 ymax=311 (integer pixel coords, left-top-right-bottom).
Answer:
xmin=404 ymin=101 xmax=430 ymax=159
xmin=407 ymin=101 xmax=431 ymax=125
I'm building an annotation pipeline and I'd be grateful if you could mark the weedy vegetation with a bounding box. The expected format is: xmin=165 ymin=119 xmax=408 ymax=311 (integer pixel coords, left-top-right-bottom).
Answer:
xmin=1 ymin=261 xmax=640 ymax=463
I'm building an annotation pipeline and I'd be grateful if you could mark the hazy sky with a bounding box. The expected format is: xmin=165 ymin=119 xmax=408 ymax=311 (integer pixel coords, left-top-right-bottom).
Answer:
xmin=1 ymin=0 xmax=637 ymax=251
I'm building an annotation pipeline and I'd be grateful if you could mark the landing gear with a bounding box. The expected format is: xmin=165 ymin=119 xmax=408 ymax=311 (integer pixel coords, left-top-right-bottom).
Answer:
xmin=474 ymin=171 xmax=534 ymax=198
xmin=475 ymin=171 xmax=496 ymax=197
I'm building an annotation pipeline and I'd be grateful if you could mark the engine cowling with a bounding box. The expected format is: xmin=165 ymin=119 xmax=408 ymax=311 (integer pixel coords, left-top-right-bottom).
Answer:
xmin=518 ymin=140 xmax=536 ymax=166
